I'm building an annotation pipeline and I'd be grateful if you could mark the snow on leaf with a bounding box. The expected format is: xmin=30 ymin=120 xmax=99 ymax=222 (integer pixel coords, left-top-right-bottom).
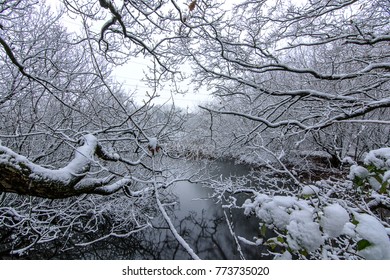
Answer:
xmin=342 ymin=156 xmax=356 ymax=165
xmin=242 ymin=198 xmax=254 ymax=216
xmin=354 ymin=213 xmax=390 ymax=259
xmin=320 ymin=203 xmax=349 ymax=238
xmin=367 ymin=177 xmax=381 ymax=191
xmin=348 ymin=165 xmax=369 ymax=180
xmin=257 ymin=201 xmax=291 ymax=230
xmin=273 ymin=195 xmax=298 ymax=208
xmin=253 ymin=195 xmax=298 ymax=230
xmin=383 ymin=170 xmax=390 ymax=182
xmin=341 ymin=222 xmax=356 ymax=237
xmin=364 ymin=148 xmax=390 ymax=169
xmin=286 ymin=210 xmax=324 ymax=252
xmin=301 ymin=185 xmax=320 ymax=196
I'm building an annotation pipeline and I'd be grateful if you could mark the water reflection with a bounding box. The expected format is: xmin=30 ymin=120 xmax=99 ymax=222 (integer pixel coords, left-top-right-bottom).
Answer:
xmin=148 ymin=159 xmax=269 ymax=260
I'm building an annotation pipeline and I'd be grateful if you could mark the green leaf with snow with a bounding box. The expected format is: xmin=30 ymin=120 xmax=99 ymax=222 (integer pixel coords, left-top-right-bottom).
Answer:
xmin=357 ymin=239 xmax=371 ymax=251
xmin=265 ymin=238 xmax=277 ymax=250
xmin=299 ymin=249 xmax=308 ymax=257
xmin=260 ymin=223 xmax=267 ymax=237
xmin=352 ymin=176 xmax=366 ymax=188
xmin=351 ymin=216 xmax=359 ymax=226
xmin=379 ymin=183 xmax=388 ymax=194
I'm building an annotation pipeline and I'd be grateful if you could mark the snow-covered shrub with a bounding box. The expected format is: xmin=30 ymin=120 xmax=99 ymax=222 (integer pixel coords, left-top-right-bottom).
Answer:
xmin=242 ymin=189 xmax=390 ymax=259
xmin=349 ymin=148 xmax=390 ymax=194
xmin=216 ymin=147 xmax=390 ymax=259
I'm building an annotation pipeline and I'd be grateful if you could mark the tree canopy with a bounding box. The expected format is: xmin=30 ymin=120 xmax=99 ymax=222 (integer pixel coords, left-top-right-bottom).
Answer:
xmin=0 ymin=0 xmax=389 ymax=260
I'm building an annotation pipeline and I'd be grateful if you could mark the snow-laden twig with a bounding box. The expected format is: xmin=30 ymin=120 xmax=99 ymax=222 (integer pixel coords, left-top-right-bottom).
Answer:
xmin=155 ymin=185 xmax=201 ymax=260
xmin=224 ymin=210 xmax=245 ymax=260
xmin=151 ymin=153 xmax=200 ymax=260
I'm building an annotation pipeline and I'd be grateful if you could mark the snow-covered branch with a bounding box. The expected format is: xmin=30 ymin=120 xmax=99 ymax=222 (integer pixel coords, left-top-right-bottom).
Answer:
xmin=0 ymin=134 xmax=133 ymax=198
xmin=154 ymin=183 xmax=201 ymax=260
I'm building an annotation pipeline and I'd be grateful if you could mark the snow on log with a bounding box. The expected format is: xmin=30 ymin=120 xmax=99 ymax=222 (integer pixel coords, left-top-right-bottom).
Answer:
xmin=0 ymin=134 xmax=127 ymax=198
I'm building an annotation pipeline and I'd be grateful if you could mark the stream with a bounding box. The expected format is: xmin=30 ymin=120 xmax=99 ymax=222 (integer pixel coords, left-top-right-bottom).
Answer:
xmin=138 ymin=159 xmax=269 ymax=260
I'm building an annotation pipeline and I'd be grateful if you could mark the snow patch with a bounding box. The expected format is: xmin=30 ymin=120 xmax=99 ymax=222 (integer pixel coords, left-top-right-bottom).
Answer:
xmin=286 ymin=210 xmax=324 ymax=252
xmin=256 ymin=201 xmax=291 ymax=230
xmin=342 ymin=156 xmax=356 ymax=165
xmin=301 ymin=185 xmax=320 ymax=196
xmin=148 ymin=137 xmax=158 ymax=149
xmin=274 ymin=251 xmax=292 ymax=260
xmin=320 ymin=204 xmax=349 ymax=238
xmin=348 ymin=165 xmax=369 ymax=180
xmin=273 ymin=195 xmax=298 ymax=208
xmin=364 ymin=147 xmax=390 ymax=169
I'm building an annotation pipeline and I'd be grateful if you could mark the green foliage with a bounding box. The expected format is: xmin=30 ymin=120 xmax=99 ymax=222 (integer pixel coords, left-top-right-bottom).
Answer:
xmin=265 ymin=236 xmax=286 ymax=251
xmin=260 ymin=223 xmax=267 ymax=237
xmin=351 ymin=216 xmax=359 ymax=226
xmin=357 ymin=239 xmax=371 ymax=251
xmin=352 ymin=162 xmax=389 ymax=195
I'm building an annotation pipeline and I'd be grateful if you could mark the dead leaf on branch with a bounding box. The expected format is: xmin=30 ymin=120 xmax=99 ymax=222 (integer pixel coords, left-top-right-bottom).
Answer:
xmin=189 ymin=0 xmax=196 ymax=12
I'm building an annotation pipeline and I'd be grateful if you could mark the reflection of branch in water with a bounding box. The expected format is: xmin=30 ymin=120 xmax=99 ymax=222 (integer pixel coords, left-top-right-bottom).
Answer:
xmin=74 ymin=224 xmax=150 ymax=247
xmin=142 ymin=205 xmax=231 ymax=259
xmin=151 ymin=201 xmax=267 ymax=260
xmin=189 ymin=210 xmax=228 ymax=259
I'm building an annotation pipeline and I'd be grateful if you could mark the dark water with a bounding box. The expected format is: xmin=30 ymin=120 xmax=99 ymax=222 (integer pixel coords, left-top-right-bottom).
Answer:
xmin=142 ymin=160 xmax=269 ymax=260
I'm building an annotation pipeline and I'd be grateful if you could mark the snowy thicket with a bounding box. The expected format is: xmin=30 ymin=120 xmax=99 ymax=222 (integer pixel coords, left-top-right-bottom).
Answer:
xmin=210 ymin=147 xmax=390 ymax=259
xmin=0 ymin=2 xmax=193 ymax=258
xmin=1 ymin=0 xmax=390 ymax=260
xmin=173 ymin=0 xmax=390 ymax=259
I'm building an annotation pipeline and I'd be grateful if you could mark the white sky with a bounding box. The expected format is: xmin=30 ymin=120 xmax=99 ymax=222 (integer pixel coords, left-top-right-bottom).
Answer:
xmin=112 ymin=59 xmax=214 ymax=112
